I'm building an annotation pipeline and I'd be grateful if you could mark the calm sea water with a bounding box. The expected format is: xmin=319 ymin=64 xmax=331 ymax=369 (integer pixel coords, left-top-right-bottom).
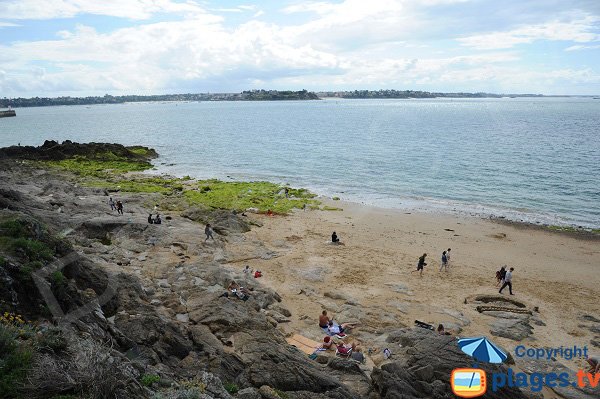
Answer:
xmin=1 ymin=98 xmax=599 ymax=228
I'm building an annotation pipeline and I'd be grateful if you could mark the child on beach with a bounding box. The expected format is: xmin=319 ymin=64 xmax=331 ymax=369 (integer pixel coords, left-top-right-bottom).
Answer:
xmin=496 ymin=266 xmax=506 ymax=287
xmin=440 ymin=251 xmax=448 ymax=272
xmin=412 ymin=253 xmax=427 ymax=277
xmin=205 ymin=223 xmax=214 ymax=241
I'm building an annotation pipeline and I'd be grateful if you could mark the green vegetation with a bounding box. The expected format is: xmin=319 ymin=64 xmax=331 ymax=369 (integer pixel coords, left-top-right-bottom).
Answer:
xmin=0 ymin=218 xmax=54 ymax=263
xmin=46 ymin=157 xmax=152 ymax=177
xmin=274 ymin=389 xmax=289 ymax=399
xmin=184 ymin=180 xmax=319 ymax=213
xmin=0 ymin=314 xmax=33 ymax=399
xmin=332 ymin=196 xmax=340 ymax=201
xmin=82 ymin=176 xmax=185 ymax=194
xmin=223 ymin=382 xmax=239 ymax=395
xmin=51 ymin=271 xmax=66 ymax=287
xmin=140 ymin=374 xmax=161 ymax=387
xmin=322 ymin=206 xmax=343 ymax=211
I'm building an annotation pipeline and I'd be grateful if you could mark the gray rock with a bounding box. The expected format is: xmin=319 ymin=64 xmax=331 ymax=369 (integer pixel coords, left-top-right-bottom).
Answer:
xmin=237 ymin=387 xmax=262 ymax=399
xmin=373 ymin=328 xmax=529 ymax=399
xmin=269 ymin=304 xmax=292 ymax=317
xmin=490 ymin=318 xmax=534 ymax=341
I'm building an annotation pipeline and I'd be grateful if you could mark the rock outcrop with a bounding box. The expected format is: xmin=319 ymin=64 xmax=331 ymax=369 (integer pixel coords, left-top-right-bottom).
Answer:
xmin=371 ymin=328 xmax=529 ymax=399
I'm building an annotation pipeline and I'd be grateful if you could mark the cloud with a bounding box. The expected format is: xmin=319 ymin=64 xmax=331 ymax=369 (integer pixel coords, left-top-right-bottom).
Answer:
xmin=458 ymin=15 xmax=600 ymax=49
xmin=0 ymin=0 xmax=206 ymax=20
xmin=0 ymin=22 xmax=20 ymax=27
xmin=565 ymin=43 xmax=600 ymax=51
xmin=1 ymin=0 xmax=599 ymax=95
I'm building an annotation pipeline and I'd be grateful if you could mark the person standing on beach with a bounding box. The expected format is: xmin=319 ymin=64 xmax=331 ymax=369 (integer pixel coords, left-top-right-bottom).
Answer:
xmin=205 ymin=223 xmax=214 ymax=241
xmin=446 ymin=248 xmax=451 ymax=266
xmin=412 ymin=253 xmax=427 ymax=277
xmin=499 ymin=267 xmax=514 ymax=295
xmin=116 ymin=200 xmax=124 ymax=215
xmin=440 ymin=251 xmax=448 ymax=272
xmin=496 ymin=266 xmax=506 ymax=287
xmin=108 ymin=197 xmax=115 ymax=211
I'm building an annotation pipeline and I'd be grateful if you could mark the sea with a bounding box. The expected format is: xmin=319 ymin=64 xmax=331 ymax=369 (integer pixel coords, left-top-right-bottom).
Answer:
xmin=1 ymin=97 xmax=599 ymax=228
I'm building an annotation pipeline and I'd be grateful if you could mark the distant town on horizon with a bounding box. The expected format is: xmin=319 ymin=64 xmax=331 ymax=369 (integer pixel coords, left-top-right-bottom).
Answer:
xmin=2 ymin=89 xmax=598 ymax=108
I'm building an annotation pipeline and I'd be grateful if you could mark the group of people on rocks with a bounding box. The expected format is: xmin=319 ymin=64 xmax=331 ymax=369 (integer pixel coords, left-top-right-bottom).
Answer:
xmin=108 ymin=197 xmax=124 ymax=215
xmin=317 ymin=310 xmax=364 ymax=361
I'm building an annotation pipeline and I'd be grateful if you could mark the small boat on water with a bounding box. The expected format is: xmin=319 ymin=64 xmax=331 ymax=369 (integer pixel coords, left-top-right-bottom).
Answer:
xmin=0 ymin=107 xmax=16 ymax=118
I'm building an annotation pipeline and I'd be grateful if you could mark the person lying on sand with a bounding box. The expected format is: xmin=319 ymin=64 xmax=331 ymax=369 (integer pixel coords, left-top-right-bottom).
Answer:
xmin=327 ymin=320 xmax=358 ymax=335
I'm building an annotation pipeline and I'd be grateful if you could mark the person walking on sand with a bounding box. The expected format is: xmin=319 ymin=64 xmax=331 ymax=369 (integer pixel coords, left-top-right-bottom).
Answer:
xmin=499 ymin=267 xmax=514 ymax=295
xmin=412 ymin=253 xmax=427 ymax=277
xmin=495 ymin=266 xmax=506 ymax=287
xmin=205 ymin=223 xmax=214 ymax=241
xmin=116 ymin=200 xmax=124 ymax=215
xmin=440 ymin=250 xmax=448 ymax=272
xmin=108 ymin=197 xmax=116 ymax=211
xmin=446 ymin=248 xmax=451 ymax=266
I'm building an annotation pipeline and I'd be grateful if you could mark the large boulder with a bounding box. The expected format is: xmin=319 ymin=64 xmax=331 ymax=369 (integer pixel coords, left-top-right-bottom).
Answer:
xmin=371 ymin=328 xmax=530 ymax=399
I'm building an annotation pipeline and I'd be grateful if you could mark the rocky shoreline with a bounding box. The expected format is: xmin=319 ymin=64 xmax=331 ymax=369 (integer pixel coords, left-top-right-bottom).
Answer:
xmin=0 ymin=142 xmax=596 ymax=399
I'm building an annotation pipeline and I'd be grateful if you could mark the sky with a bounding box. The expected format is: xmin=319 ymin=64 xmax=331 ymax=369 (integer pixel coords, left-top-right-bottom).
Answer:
xmin=0 ymin=0 xmax=599 ymax=97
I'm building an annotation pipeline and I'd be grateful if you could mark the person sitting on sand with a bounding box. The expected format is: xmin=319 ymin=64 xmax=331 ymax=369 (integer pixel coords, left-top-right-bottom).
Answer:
xmin=267 ymin=209 xmax=274 ymax=217
xmin=154 ymin=214 xmax=162 ymax=224
xmin=243 ymin=265 xmax=251 ymax=274
xmin=321 ymin=336 xmax=334 ymax=350
xmin=147 ymin=214 xmax=154 ymax=224
xmin=332 ymin=231 xmax=339 ymax=243
xmin=437 ymin=324 xmax=451 ymax=335
xmin=587 ymin=355 xmax=600 ymax=374
xmin=319 ymin=310 xmax=332 ymax=329
xmin=412 ymin=253 xmax=427 ymax=277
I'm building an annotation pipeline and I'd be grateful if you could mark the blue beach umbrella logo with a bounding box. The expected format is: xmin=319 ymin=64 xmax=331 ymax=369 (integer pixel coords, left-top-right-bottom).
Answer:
xmin=458 ymin=336 xmax=507 ymax=364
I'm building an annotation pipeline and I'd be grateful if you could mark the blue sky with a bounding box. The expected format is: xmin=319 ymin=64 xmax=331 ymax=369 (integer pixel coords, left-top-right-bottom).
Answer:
xmin=1 ymin=0 xmax=599 ymax=96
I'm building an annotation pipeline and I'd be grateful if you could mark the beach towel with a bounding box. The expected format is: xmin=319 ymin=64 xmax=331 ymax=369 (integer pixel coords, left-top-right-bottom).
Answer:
xmin=286 ymin=334 xmax=321 ymax=355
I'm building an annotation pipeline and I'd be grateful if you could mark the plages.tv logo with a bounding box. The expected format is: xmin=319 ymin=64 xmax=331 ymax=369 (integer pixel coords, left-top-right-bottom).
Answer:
xmin=451 ymin=337 xmax=507 ymax=398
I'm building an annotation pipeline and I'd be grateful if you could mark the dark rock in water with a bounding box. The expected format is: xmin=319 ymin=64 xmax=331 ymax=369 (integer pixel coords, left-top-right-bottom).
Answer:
xmin=0 ymin=140 xmax=157 ymax=161
xmin=372 ymin=328 xmax=529 ymax=399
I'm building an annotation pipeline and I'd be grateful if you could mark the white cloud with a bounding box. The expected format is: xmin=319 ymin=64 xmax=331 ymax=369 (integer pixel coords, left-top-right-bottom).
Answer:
xmin=458 ymin=15 xmax=600 ymax=49
xmin=0 ymin=22 xmax=20 ymax=27
xmin=0 ymin=0 xmax=206 ymax=20
xmin=1 ymin=0 xmax=599 ymax=95
xmin=565 ymin=43 xmax=600 ymax=51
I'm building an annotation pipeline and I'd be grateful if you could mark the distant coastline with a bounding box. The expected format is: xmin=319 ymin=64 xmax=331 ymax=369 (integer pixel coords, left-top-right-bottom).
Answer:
xmin=2 ymin=89 xmax=597 ymax=108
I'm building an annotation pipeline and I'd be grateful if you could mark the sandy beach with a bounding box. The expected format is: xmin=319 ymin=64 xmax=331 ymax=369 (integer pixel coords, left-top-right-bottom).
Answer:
xmin=223 ymin=199 xmax=600 ymax=371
